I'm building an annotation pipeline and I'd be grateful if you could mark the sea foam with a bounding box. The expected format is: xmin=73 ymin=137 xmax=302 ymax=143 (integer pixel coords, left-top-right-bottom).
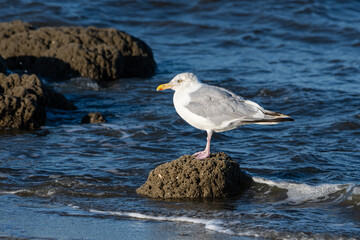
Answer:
xmin=89 ymin=209 xmax=234 ymax=235
xmin=253 ymin=177 xmax=355 ymax=204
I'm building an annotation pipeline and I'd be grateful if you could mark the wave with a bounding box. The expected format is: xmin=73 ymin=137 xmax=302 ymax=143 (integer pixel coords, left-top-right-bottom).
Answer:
xmin=1 ymin=176 xmax=358 ymax=239
xmin=0 ymin=176 xmax=127 ymax=198
xmin=76 ymin=206 xmax=355 ymax=239
xmin=62 ymin=77 xmax=101 ymax=90
xmin=2 ymin=176 xmax=359 ymax=207
xmin=253 ymin=177 xmax=359 ymax=207
xmin=329 ymin=121 xmax=360 ymax=131
xmin=90 ymin=209 xmax=234 ymax=235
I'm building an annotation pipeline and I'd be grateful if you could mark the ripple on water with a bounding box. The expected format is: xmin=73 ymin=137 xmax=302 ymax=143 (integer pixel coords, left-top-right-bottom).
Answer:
xmin=0 ymin=0 xmax=360 ymax=239
xmin=329 ymin=121 xmax=360 ymax=131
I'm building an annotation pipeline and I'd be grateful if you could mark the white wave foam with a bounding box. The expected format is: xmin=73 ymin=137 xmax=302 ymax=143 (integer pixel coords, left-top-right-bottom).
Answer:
xmin=0 ymin=188 xmax=57 ymax=197
xmin=68 ymin=77 xmax=100 ymax=90
xmin=253 ymin=177 xmax=353 ymax=204
xmin=89 ymin=209 xmax=234 ymax=235
xmin=0 ymin=189 xmax=31 ymax=195
xmin=0 ymin=173 xmax=9 ymax=179
xmin=352 ymin=186 xmax=360 ymax=195
xmin=70 ymin=205 xmax=356 ymax=239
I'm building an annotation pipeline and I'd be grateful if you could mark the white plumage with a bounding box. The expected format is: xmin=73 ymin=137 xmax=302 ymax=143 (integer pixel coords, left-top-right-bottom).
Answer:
xmin=157 ymin=72 xmax=293 ymax=159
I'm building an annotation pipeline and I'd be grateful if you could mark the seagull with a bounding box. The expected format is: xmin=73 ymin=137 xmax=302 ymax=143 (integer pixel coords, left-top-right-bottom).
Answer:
xmin=157 ymin=72 xmax=294 ymax=159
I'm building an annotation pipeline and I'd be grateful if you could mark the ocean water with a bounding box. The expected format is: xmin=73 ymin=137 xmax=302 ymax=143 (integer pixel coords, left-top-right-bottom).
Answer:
xmin=1 ymin=0 xmax=360 ymax=239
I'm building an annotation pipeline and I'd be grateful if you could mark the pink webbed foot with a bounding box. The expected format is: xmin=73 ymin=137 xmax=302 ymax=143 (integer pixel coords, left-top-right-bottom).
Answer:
xmin=192 ymin=150 xmax=210 ymax=159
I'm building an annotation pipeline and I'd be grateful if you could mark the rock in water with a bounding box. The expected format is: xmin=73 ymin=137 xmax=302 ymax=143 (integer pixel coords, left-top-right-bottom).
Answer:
xmin=42 ymin=84 xmax=77 ymax=111
xmin=0 ymin=55 xmax=7 ymax=74
xmin=0 ymin=20 xmax=156 ymax=81
xmin=0 ymin=73 xmax=75 ymax=129
xmin=81 ymin=112 xmax=106 ymax=124
xmin=0 ymin=73 xmax=47 ymax=129
xmin=136 ymin=152 xmax=252 ymax=199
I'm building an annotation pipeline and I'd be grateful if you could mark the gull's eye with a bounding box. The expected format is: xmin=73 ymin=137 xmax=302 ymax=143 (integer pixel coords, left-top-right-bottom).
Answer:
xmin=177 ymin=79 xmax=183 ymax=83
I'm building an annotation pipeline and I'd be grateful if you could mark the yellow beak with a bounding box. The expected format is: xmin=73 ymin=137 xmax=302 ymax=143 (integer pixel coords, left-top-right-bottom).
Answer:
xmin=156 ymin=83 xmax=173 ymax=91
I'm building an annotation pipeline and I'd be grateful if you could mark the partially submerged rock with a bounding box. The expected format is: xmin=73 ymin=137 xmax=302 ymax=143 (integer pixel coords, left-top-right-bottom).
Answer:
xmin=0 ymin=55 xmax=7 ymax=74
xmin=0 ymin=73 xmax=75 ymax=129
xmin=81 ymin=112 xmax=106 ymax=124
xmin=43 ymin=84 xmax=77 ymax=111
xmin=137 ymin=152 xmax=252 ymax=199
xmin=0 ymin=73 xmax=47 ymax=129
xmin=0 ymin=20 xmax=156 ymax=81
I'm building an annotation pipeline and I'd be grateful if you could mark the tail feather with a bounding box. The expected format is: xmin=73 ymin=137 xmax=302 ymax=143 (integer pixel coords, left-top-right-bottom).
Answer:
xmin=242 ymin=110 xmax=294 ymax=125
xmin=242 ymin=117 xmax=294 ymax=125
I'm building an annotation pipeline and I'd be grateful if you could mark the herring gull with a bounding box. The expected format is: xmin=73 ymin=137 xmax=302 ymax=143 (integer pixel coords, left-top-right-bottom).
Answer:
xmin=157 ymin=72 xmax=294 ymax=159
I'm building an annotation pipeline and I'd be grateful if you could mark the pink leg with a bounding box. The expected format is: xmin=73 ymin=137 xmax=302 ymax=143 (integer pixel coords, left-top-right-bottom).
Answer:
xmin=193 ymin=131 xmax=213 ymax=159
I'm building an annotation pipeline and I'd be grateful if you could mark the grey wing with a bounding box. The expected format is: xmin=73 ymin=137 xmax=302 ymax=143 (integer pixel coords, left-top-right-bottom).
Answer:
xmin=186 ymin=85 xmax=264 ymax=125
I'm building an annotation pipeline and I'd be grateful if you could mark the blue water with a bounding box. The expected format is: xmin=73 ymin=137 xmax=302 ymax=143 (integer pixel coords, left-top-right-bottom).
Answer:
xmin=0 ymin=1 xmax=360 ymax=239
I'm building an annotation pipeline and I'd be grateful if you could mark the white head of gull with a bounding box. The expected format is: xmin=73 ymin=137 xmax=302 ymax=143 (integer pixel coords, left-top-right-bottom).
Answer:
xmin=157 ymin=72 xmax=294 ymax=159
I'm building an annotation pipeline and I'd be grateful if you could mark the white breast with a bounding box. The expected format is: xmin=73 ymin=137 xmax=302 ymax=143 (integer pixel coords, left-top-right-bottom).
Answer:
xmin=173 ymin=91 xmax=215 ymax=131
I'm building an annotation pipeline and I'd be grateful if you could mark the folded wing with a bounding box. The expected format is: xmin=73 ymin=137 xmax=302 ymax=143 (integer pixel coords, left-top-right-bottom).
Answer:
xmin=186 ymin=85 xmax=293 ymax=131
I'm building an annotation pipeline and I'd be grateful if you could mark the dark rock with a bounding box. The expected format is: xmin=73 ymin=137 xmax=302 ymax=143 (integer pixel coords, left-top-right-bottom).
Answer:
xmin=0 ymin=55 xmax=7 ymax=74
xmin=136 ymin=152 xmax=253 ymax=199
xmin=0 ymin=73 xmax=46 ymax=129
xmin=0 ymin=73 xmax=75 ymax=129
xmin=0 ymin=20 xmax=156 ymax=81
xmin=43 ymin=84 xmax=76 ymax=110
xmin=81 ymin=112 xmax=106 ymax=124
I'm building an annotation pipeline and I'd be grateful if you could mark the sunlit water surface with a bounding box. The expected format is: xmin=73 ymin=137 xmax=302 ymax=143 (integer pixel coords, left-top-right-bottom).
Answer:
xmin=0 ymin=1 xmax=360 ymax=239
